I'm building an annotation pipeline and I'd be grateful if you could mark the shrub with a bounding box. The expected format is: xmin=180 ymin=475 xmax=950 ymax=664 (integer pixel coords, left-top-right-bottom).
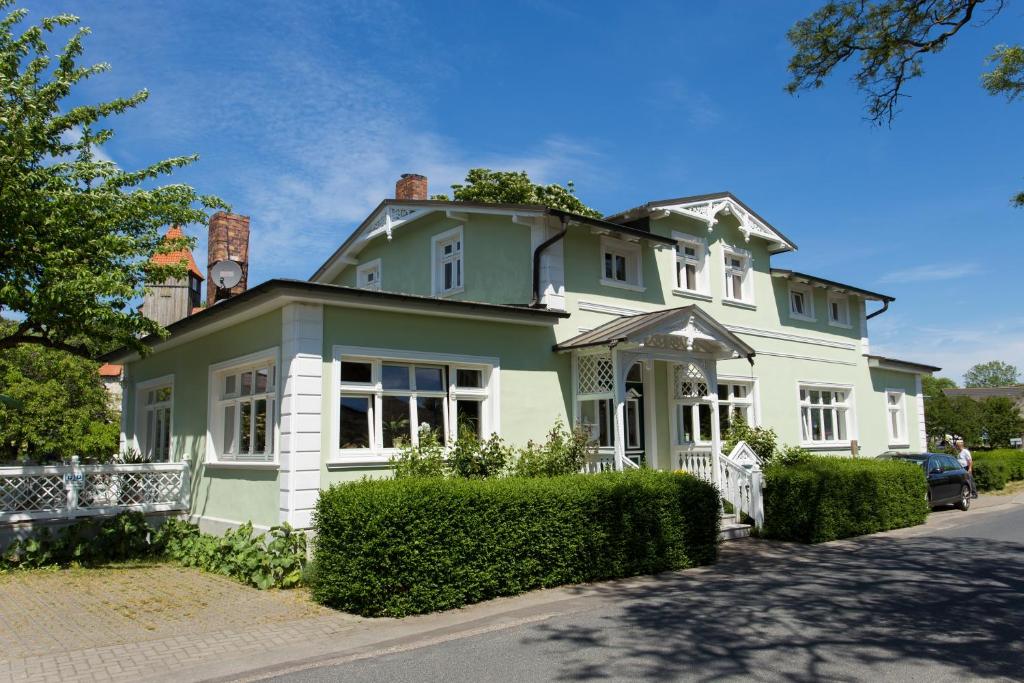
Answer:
xmin=762 ymin=457 xmax=929 ymax=543
xmin=447 ymin=427 xmax=511 ymax=479
xmin=722 ymin=416 xmax=778 ymax=464
xmin=390 ymin=428 xmax=446 ymax=479
xmin=512 ymin=420 xmax=592 ymax=477
xmin=973 ymin=450 xmax=1024 ymax=491
xmin=311 ymin=470 xmax=720 ymax=617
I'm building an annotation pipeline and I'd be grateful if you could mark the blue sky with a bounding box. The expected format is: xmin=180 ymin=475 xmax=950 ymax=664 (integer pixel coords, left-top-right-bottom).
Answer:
xmin=37 ymin=0 xmax=1024 ymax=382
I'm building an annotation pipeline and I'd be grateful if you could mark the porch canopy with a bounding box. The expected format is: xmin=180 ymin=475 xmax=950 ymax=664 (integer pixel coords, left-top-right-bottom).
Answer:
xmin=556 ymin=305 xmax=756 ymax=474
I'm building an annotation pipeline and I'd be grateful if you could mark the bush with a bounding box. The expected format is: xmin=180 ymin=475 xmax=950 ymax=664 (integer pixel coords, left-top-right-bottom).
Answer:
xmin=447 ymin=427 xmax=511 ymax=479
xmin=512 ymin=420 xmax=592 ymax=477
xmin=722 ymin=416 xmax=779 ymax=464
xmin=0 ymin=511 xmax=152 ymax=569
xmin=973 ymin=450 xmax=1024 ymax=491
xmin=311 ymin=470 xmax=720 ymax=617
xmin=763 ymin=457 xmax=929 ymax=543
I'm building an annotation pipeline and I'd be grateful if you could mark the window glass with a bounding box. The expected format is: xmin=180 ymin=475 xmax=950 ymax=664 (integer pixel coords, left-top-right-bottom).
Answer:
xmin=416 ymin=396 xmax=446 ymax=443
xmin=339 ymin=396 xmax=371 ymax=448
xmin=255 ymin=367 xmax=269 ymax=393
xmin=240 ymin=371 xmax=253 ymax=396
xmin=382 ymin=364 xmax=410 ymax=390
xmin=626 ymin=363 xmax=642 ymax=383
xmin=224 ymin=374 xmax=237 ymax=398
xmin=341 ymin=361 xmax=372 ymax=384
xmin=240 ymin=401 xmax=252 ymax=453
xmin=456 ymin=400 xmax=482 ymax=438
xmin=414 ymin=366 xmax=445 ymax=392
xmin=381 ymin=396 xmax=410 ymax=448
xmin=253 ymin=398 xmax=268 ymax=453
xmin=456 ymin=368 xmax=482 ymax=388
xmin=717 ymin=385 xmax=729 ymax=401
xmin=626 ymin=399 xmax=641 ymax=449
xmin=223 ymin=405 xmax=236 ymax=453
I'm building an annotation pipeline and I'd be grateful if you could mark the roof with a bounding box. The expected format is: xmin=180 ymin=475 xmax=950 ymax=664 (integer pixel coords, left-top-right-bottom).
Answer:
xmin=151 ymin=225 xmax=204 ymax=280
xmin=98 ymin=363 xmax=122 ymax=377
xmin=602 ymin=191 xmax=798 ymax=254
xmin=772 ymin=269 xmax=895 ymax=303
xmin=102 ymin=279 xmax=568 ymax=363
xmin=554 ymin=305 xmax=756 ymax=359
xmin=865 ymin=355 xmax=941 ymax=373
xmin=944 ymin=386 xmax=1024 ymax=400
xmin=310 ymin=200 xmax=676 ymax=282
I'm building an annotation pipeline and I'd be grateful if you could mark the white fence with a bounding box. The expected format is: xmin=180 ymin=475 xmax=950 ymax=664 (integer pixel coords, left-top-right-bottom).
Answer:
xmin=0 ymin=456 xmax=190 ymax=524
xmin=678 ymin=443 xmax=764 ymax=529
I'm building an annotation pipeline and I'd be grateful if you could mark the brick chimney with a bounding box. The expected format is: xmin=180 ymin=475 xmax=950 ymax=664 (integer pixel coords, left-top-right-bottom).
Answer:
xmin=207 ymin=212 xmax=250 ymax=305
xmin=395 ymin=173 xmax=428 ymax=200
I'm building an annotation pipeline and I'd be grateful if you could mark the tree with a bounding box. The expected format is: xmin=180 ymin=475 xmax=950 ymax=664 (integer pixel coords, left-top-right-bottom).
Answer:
xmin=432 ymin=168 xmax=602 ymax=218
xmin=0 ymin=321 xmax=119 ymax=463
xmin=0 ymin=2 xmax=224 ymax=360
xmin=964 ymin=360 xmax=1020 ymax=387
xmin=922 ymin=374 xmax=957 ymax=397
xmin=979 ymin=396 xmax=1024 ymax=447
xmin=786 ymin=0 xmax=1024 ymax=205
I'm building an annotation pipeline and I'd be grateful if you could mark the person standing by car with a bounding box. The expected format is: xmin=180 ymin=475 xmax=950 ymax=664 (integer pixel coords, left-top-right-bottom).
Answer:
xmin=956 ymin=439 xmax=978 ymax=499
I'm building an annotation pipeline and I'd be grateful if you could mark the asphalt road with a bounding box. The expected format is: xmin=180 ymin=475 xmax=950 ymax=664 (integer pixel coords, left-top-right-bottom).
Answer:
xmin=267 ymin=503 xmax=1024 ymax=683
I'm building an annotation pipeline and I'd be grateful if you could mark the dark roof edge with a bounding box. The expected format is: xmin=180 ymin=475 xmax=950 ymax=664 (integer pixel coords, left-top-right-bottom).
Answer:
xmin=772 ymin=269 xmax=895 ymax=303
xmin=102 ymin=279 xmax=568 ymax=362
xmin=865 ymin=354 xmax=941 ymax=373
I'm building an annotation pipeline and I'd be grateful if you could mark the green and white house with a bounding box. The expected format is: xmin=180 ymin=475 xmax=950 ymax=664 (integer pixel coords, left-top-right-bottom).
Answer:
xmin=105 ymin=182 xmax=940 ymax=533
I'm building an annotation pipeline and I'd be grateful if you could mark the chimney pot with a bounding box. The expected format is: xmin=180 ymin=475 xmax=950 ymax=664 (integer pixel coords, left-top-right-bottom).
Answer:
xmin=395 ymin=173 xmax=428 ymax=201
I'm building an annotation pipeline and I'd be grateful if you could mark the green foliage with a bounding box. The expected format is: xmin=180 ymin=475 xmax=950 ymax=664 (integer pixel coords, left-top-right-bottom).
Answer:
xmin=722 ymin=416 xmax=778 ymax=464
xmin=390 ymin=427 xmax=446 ymax=479
xmin=433 ymin=168 xmax=602 ymax=219
xmin=922 ymin=375 xmax=957 ymax=396
xmin=964 ymin=360 xmax=1020 ymax=388
xmin=979 ymin=397 xmax=1024 ymax=448
xmin=311 ymin=470 xmax=720 ymax=616
xmin=982 ymin=44 xmax=1024 ymax=101
xmin=157 ymin=519 xmax=306 ymax=590
xmin=762 ymin=456 xmax=930 ymax=543
xmin=511 ymin=420 xmax=592 ymax=478
xmin=0 ymin=2 xmax=225 ymax=359
xmin=0 ymin=512 xmax=306 ymax=590
xmin=972 ymin=449 xmax=1024 ymax=491
xmin=0 ymin=320 xmax=119 ymax=463
xmin=446 ymin=426 xmax=512 ymax=479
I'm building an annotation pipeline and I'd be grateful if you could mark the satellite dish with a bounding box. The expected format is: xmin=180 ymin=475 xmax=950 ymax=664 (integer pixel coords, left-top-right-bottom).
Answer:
xmin=211 ymin=260 xmax=243 ymax=290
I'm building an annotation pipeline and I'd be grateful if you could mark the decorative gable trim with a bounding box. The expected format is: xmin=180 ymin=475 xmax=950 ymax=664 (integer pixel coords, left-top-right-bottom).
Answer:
xmin=649 ymin=196 xmax=794 ymax=251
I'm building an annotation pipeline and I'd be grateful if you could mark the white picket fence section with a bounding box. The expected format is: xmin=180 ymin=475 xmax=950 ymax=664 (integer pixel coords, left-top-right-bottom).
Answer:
xmin=582 ymin=453 xmax=641 ymax=473
xmin=678 ymin=442 xmax=764 ymax=529
xmin=0 ymin=456 xmax=190 ymax=523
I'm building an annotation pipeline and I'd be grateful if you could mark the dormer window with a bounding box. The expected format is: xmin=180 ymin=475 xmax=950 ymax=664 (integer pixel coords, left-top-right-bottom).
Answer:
xmin=788 ymin=282 xmax=815 ymax=321
xmin=357 ymin=259 xmax=382 ymax=291
xmin=432 ymin=227 xmax=464 ymax=296
xmin=673 ymin=233 xmax=709 ymax=298
xmin=722 ymin=246 xmax=753 ymax=305
xmin=600 ymin=238 xmax=643 ymax=291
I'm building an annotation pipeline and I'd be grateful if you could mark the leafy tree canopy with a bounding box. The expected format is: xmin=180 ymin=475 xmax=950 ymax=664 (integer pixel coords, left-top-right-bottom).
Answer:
xmin=922 ymin=374 xmax=957 ymax=397
xmin=786 ymin=0 xmax=1024 ymax=205
xmin=964 ymin=360 xmax=1021 ymax=387
xmin=432 ymin=168 xmax=602 ymax=218
xmin=0 ymin=2 xmax=225 ymax=360
xmin=979 ymin=396 xmax=1024 ymax=447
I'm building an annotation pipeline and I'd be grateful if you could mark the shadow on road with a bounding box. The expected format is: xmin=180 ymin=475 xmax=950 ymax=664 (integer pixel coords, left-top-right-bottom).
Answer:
xmin=524 ymin=535 xmax=1024 ymax=681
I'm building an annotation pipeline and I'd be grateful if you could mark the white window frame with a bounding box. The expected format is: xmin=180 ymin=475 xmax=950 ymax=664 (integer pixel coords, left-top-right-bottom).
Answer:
xmin=672 ymin=232 xmax=710 ymax=300
xmin=431 ymin=226 xmax=464 ymax=296
xmin=206 ymin=347 xmax=281 ymax=466
xmin=599 ymin=237 xmax=644 ymax=292
xmin=886 ymin=389 xmax=908 ymax=447
xmin=356 ymin=259 xmax=382 ymax=291
xmin=828 ymin=293 xmax=852 ymax=329
xmin=797 ymin=382 xmax=857 ymax=449
xmin=135 ymin=375 xmax=174 ymax=462
xmin=788 ymin=282 xmax=816 ymax=322
xmin=717 ymin=377 xmax=760 ymax=431
xmin=331 ymin=346 xmax=500 ymax=464
xmin=722 ymin=245 xmax=754 ymax=307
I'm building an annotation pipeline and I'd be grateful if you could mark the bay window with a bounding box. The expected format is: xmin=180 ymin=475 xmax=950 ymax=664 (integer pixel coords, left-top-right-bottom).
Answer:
xmin=799 ymin=384 xmax=853 ymax=446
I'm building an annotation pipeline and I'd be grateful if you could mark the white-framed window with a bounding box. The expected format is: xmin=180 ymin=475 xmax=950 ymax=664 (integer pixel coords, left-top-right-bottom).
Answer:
xmin=356 ymin=259 xmax=381 ymax=290
xmin=136 ymin=376 xmax=173 ymax=462
xmin=576 ymin=361 xmax=643 ymax=450
xmin=600 ymin=237 xmax=644 ymax=291
xmin=828 ymin=293 xmax=852 ymax=328
xmin=788 ymin=282 xmax=815 ymax=321
xmin=334 ymin=347 xmax=498 ymax=461
xmin=431 ymin=227 xmax=463 ymax=296
xmin=673 ymin=233 xmax=709 ymax=297
xmin=670 ymin=363 xmax=713 ymax=446
xmin=208 ymin=350 xmax=279 ymax=464
xmin=798 ymin=383 xmax=853 ymax=447
xmin=722 ymin=246 xmax=753 ymax=305
xmin=717 ymin=379 xmax=756 ymax=434
xmin=886 ymin=390 xmax=908 ymax=446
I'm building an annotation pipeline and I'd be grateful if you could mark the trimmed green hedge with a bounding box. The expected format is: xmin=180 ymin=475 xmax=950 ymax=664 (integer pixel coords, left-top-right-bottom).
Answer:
xmin=310 ymin=470 xmax=720 ymax=617
xmin=763 ymin=457 xmax=929 ymax=544
xmin=973 ymin=450 xmax=1024 ymax=491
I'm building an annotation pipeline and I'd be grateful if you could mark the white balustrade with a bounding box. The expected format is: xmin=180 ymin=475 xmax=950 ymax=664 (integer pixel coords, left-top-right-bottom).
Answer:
xmin=676 ymin=442 xmax=764 ymax=529
xmin=0 ymin=456 xmax=190 ymax=523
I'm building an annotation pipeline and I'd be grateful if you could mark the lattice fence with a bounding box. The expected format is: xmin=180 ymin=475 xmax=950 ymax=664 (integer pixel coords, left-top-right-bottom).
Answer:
xmin=0 ymin=474 xmax=67 ymax=514
xmin=79 ymin=470 xmax=186 ymax=509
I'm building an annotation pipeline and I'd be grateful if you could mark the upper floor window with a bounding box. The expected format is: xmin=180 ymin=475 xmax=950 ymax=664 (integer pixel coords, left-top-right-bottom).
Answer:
xmin=886 ymin=390 xmax=907 ymax=446
xmin=357 ymin=259 xmax=381 ymax=291
xmin=673 ymin=234 xmax=709 ymax=297
xmin=799 ymin=384 xmax=852 ymax=446
xmin=432 ymin=227 xmax=463 ymax=296
xmin=600 ymin=238 xmax=644 ymax=291
xmin=137 ymin=378 xmax=173 ymax=462
xmin=209 ymin=352 xmax=278 ymax=463
xmin=788 ymin=283 xmax=815 ymax=321
xmin=828 ymin=294 xmax=852 ymax=328
xmin=722 ymin=247 xmax=753 ymax=304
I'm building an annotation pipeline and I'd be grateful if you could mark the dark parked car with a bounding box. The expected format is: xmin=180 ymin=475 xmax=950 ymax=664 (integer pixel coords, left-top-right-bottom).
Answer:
xmin=877 ymin=452 xmax=972 ymax=511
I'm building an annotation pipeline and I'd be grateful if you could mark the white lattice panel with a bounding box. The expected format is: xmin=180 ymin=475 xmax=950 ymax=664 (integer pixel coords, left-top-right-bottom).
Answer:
xmin=577 ymin=353 xmax=613 ymax=394
xmin=0 ymin=475 xmax=66 ymax=513
xmin=79 ymin=471 xmax=184 ymax=509
xmin=674 ymin=362 xmax=708 ymax=399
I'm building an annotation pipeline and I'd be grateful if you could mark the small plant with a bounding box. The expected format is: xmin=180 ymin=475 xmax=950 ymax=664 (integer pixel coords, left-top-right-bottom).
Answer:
xmin=512 ymin=420 xmax=593 ymax=477
xmin=447 ymin=426 xmax=511 ymax=479
xmin=113 ymin=448 xmax=150 ymax=464
xmin=391 ymin=426 xmax=446 ymax=479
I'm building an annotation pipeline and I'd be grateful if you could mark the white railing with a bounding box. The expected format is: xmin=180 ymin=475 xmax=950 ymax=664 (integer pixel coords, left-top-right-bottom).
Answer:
xmin=0 ymin=456 xmax=190 ymax=523
xmin=582 ymin=453 xmax=642 ymax=473
xmin=677 ymin=443 xmax=764 ymax=529
xmin=677 ymin=448 xmax=714 ymax=481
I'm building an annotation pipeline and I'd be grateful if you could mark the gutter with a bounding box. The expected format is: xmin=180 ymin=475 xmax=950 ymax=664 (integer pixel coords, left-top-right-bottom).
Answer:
xmin=865 ymin=300 xmax=890 ymax=320
xmin=531 ymin=215 xmax=569 ymax=307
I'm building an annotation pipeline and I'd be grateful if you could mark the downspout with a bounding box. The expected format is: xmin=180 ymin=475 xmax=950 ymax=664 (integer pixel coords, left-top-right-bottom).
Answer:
xmin=531 ymin=215 xmax=569 ymax=307
xmin=866 ymin=300 xmax=890 ymax=320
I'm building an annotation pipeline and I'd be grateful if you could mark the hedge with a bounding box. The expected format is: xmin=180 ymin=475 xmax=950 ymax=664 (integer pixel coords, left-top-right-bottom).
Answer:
xmin=310 ymin=470 xmax=720 ymax=617
xmin=973 ymin=450 xmax=1024 ymax=491
xmin=762 ymin=457 xmax=929 ymax=544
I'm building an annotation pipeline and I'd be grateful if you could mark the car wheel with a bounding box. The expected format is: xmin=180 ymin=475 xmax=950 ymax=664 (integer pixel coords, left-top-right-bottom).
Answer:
xmin=957 ymin=485 xmax=971 ymax=511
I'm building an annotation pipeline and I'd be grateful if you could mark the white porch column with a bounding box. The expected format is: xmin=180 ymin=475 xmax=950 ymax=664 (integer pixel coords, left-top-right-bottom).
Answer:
xmin=611 ymin=348 xmax=627 ymax=471
xmin=709 ymin=393 xmax=724 ymax=493
xmin=279 ymin=303 xmax=323 ymax=529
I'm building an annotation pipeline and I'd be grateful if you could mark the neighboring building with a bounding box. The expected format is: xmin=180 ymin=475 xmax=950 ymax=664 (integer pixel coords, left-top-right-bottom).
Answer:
xmin=98 ymin=363 xmax=124 ymax=412
xmin=104 ymin=175 xmax=940 ymax=532
xmin=143 ymin=225 xmax=205 ymax=328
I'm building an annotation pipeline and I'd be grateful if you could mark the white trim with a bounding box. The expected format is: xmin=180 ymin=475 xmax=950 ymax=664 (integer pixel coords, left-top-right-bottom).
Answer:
xmin=722 ymin=244 xmax=754 ymax=306
xmin=915 ymin=374 xmax=927 ymax=449
xmin=134 ymin=374 xmax=175 ymax=461
xmin=718 ymin=374 xmax=761 ymax=427
xmin=671 ymin=289 xmax=713 ymax=302
xmin=599 ymin=278 xmax=646 ymax=292
xmin=724 ymin=324 xmax=857 ymax=351
xmin=203 ymin=461 xmax=280 ymax=470
xmin=722 ymin=298 xmax=756 ymax=311
xmin=204 ymin=346 xmax=281 ymax=466
xmin=431 ymin=226 xmax=465 ymax=297
xmin=672 ymin=232 xmax=710 ymax=297
xmin=356 ymin=258 xmax=382 ymax=290
xmin=787 ymin=282 xmax=816 ymax=322
xmin=757 ymin=350 xmax=858 ymax=366
xmin=644 ymin=196 xmax=795 ymax=252
xmin=577 ymin=300 xmax=647 ymax=317
xmin=796 ymin=381 xmax=858 ymax=449
xmin=885 ymin=388 xmax=909 ymax=448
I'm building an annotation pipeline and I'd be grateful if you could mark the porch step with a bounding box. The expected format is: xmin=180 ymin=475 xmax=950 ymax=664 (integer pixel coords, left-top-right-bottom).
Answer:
xmin=719 ymin=520 xmax=752 ymax=542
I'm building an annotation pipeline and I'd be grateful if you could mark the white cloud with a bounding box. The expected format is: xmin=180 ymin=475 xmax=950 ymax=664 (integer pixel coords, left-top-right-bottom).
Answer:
xmin=878 ymin=262 xmax=979 ymax=284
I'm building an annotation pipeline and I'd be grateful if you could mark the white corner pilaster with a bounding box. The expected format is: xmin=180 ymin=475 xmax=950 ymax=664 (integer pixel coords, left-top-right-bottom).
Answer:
xmin=279 ymin=303 xmax=323 ymax=529
xmin=914 ymin=374 xmax=927 ymax=450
